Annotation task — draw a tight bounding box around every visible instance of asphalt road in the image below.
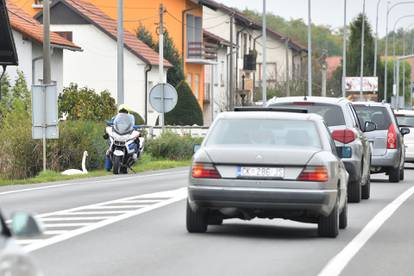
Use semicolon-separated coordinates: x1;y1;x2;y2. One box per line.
1;166;414;276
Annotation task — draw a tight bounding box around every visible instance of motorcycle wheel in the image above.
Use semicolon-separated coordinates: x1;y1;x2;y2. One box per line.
120;166;128;174
113;156;121;175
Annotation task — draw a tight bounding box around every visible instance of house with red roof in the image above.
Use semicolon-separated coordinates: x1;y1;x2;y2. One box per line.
6;0;81;94
35;0;171;124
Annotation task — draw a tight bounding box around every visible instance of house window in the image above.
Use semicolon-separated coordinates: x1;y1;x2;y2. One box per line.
194;74;199;99
56;31;73;42
186;14;202;58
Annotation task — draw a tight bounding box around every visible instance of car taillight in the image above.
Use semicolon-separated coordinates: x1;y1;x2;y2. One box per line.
387;124;396;149
332;129;356;144
292;102;314;106
192;163;221;179
297;166;329;182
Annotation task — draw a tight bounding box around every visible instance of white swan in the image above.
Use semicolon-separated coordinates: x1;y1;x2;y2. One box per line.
61;151;88;175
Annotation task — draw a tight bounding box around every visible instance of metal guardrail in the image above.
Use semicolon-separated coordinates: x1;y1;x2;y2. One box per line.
139;125;210;138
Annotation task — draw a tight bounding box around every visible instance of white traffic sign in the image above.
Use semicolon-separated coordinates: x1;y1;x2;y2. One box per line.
32;84;59;139
149;83;178;114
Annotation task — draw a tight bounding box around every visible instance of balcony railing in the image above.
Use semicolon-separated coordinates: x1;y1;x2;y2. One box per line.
187;41;218;60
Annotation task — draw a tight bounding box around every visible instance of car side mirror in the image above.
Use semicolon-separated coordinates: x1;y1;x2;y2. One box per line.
364;121;376;132
193;144;201;154
400;127;410;136
11;212;43;237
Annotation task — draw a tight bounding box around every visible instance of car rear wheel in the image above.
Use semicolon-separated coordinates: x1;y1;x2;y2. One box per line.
318;202;339;238
361;176;370;200
400;167;404;180
389;167;400;183
186;201;208;233
348;180;361;203
339;198;348;229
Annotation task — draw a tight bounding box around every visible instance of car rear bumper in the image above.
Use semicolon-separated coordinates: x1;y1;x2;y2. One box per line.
188;185;338;216
371;149;400;168
405;144;414;162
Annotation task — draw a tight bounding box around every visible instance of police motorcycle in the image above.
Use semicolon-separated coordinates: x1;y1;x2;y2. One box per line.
104;113;144;174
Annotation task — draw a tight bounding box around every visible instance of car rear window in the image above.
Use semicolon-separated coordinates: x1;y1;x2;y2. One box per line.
396;115;414;127
353;105;392;130
206;118;322;148
268;102;346;127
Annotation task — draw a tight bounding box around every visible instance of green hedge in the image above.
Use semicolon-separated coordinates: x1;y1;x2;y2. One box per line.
145;132;203;161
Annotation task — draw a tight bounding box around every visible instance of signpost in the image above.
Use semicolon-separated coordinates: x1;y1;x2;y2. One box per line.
149;83;178;118
32;84;59;140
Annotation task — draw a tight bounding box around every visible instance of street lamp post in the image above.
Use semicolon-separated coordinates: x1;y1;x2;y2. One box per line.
360;0;366;100
392;14;414;108
384;1;414;102
308;0;312;97
374;0;383;77
342;0;347;98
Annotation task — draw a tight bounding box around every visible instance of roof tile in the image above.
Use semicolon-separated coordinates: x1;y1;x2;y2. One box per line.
63;0;171;67
7;0;80;50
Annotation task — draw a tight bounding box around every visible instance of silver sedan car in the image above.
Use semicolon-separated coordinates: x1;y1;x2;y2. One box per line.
187;111;349;238
0;212;43;276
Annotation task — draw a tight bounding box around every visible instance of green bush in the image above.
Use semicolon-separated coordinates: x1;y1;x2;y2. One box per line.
0;99;41;179
59;83;117;121
165;81;203;126
48;121;107;172
145;132;203;161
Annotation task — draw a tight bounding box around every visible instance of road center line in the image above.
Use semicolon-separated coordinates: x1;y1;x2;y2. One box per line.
318;185;414;276
0;170;188;196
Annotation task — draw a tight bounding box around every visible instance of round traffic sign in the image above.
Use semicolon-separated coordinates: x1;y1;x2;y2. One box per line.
149;83;178;113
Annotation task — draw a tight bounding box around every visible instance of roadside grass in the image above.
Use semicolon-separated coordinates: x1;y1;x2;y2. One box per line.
0;154;191;186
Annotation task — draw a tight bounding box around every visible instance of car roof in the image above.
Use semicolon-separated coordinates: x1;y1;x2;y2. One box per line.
217;111;324;122
352;101;391;107
267;96;350;106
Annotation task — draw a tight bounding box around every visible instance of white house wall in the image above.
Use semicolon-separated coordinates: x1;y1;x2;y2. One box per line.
7;30;65;94
50;24;165;124
7;30;32;86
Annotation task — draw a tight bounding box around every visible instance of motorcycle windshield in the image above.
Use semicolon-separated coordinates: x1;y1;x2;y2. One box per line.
113;114;134;135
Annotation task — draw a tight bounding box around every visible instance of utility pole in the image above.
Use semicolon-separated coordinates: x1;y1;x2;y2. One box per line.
42;0;51;172
321;50;328;97
229;13;234;110
307;0;312;97
262;0;267;106
403;37;406;108
384;2;390;102
117;0;124;104
342;0;347;98
360;0;366;100
159;4;165;127
374;0;383;77
285;38;290;96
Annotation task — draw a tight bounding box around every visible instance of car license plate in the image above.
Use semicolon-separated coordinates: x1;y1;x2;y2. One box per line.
238;167;284;178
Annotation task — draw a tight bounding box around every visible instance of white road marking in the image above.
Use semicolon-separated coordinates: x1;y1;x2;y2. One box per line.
0;170;187;196
43;230;69;235
318;185;414;276
87;205;147;209
16;240;41;245
20;187;187;252
44;223;91;228
62;211;125;215
41;217;112;221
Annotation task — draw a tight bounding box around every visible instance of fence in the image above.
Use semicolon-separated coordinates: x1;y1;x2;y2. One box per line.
140;126;210;138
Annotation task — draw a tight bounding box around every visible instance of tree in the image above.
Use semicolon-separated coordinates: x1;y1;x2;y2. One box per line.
347;14;375;77
164;81;203;126
137;26;185;87
59;83;117;121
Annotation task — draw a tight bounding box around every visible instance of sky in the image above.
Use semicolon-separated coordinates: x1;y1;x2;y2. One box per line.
219;0;414;37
